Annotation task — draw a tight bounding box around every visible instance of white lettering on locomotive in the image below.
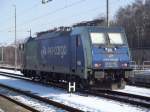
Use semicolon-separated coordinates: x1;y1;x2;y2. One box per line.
41;45;67;58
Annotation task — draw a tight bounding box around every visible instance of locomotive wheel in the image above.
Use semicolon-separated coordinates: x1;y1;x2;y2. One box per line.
118;78;125;89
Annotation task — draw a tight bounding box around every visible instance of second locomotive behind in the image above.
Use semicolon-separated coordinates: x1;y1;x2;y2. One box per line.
21;26;132;90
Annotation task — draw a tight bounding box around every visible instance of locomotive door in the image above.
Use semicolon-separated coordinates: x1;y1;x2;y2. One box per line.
71;35;77;73
71;35;82;73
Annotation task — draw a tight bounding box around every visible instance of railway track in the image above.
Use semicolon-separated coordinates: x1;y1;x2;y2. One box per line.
0;70;150;109
0;83;83;112
0;73;83;112
3;66;149;89
86;90;150;108
0;66;20;71
128;82;150;88
0;93;39;112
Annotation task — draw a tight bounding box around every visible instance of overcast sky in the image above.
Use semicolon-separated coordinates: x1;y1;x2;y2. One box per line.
0;0;135;44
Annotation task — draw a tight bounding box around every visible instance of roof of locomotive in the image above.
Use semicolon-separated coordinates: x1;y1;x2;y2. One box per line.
72;26;125;33
35;27;71;40
28;26;125;41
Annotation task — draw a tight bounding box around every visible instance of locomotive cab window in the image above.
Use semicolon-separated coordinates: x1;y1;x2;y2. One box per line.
90;33;106;45
108;33;125;45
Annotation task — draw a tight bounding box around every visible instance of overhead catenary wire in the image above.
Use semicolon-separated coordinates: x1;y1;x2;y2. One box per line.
0;1;41;32
4;0;87;32
19;0;116;31
1;0;121;36
24;0;87;26
12;0;115;35
22;7;102;32
1;0;118;33
9;6;102;34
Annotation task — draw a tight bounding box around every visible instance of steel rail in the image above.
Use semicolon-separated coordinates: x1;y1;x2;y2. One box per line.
1;66;150;88
0;83;83;112
0;93;40;112
0;70;150;108
128;82;150;88
86;90;150;108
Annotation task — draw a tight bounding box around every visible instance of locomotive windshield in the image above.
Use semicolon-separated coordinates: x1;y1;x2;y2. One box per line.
90;33;106;44
108;33;125;45
90;31;126;46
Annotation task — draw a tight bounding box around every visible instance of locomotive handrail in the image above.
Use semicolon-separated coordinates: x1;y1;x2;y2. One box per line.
130;61;137;70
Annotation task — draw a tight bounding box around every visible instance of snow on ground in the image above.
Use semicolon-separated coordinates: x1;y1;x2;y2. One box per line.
0;75;149;112
11;95;65;112
0;87;64;112
0;68;23;75
0;109;4;112
116;85;150;97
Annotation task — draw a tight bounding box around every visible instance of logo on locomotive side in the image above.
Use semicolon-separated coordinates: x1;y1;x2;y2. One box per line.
41;45;67;58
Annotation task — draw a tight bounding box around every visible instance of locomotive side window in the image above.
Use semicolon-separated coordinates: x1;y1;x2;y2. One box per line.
108;33;125;45
90;33;106;45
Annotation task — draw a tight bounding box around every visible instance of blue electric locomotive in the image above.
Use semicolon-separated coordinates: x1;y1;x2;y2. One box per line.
21;26;132;90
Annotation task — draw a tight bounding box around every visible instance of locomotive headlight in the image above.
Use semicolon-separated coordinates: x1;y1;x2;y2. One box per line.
122;63;128;67
94;63;101;68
